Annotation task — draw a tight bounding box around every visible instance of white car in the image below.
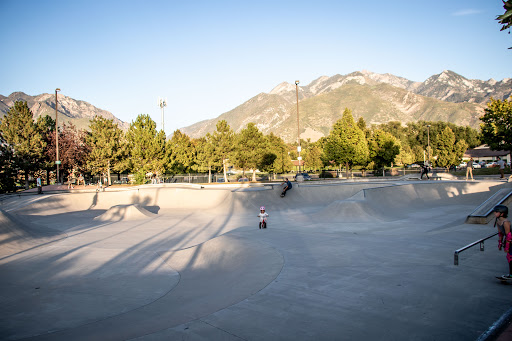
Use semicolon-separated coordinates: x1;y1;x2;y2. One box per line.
472;163;481;169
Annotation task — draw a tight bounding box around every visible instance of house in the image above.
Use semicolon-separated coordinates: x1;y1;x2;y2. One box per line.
463;145;510;164
291;160;304;172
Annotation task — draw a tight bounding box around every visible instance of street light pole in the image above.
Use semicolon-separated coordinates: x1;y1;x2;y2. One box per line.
158;98;167;133
427;124;431;165
55;88;61;184
295;80;301;173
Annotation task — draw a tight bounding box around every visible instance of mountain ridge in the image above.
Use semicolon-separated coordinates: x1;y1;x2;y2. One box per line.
180;70;510;142
1;70;510;142
0;92;129;131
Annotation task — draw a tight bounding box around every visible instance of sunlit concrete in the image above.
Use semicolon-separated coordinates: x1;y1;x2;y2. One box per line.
1;180;511;340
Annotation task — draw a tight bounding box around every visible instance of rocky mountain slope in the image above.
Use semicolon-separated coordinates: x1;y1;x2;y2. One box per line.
0;92;129;131
1;70;510;142
181;70;511;142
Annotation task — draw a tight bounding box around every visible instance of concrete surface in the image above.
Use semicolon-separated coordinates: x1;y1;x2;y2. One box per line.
1;180;512;340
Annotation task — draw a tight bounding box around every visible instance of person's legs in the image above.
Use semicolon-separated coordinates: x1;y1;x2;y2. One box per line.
507;253;512;276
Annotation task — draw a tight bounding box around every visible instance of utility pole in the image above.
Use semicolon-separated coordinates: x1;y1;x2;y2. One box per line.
295;80;301;173
55;88;61;184
158;97;167;132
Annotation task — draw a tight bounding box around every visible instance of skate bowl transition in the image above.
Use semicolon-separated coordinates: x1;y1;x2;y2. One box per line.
1;180;512;340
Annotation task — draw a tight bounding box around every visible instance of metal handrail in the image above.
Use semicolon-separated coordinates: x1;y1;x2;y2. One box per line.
454;232;498;265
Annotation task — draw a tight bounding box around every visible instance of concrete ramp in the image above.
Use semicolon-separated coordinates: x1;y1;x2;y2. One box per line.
465;188;512;224
94;204;157;221
0;209;65;258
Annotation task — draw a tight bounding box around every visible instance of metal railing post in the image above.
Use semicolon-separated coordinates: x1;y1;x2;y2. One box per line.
454;232;497;265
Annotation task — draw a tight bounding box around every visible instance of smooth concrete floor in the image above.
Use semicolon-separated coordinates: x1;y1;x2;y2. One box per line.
1;180;512;341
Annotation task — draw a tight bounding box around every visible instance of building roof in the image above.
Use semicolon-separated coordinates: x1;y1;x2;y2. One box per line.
463;145;510;158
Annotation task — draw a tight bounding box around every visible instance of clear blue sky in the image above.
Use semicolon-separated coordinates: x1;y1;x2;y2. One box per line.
1;0;510;135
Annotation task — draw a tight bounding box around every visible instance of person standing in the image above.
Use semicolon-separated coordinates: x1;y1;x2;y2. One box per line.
497;157;506;179
420;163;430;180
493;205;512;280
36;176;42;194
466;158;474;181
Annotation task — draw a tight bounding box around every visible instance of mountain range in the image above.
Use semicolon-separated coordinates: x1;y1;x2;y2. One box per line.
180;70;511;142
0;92;128;131
1;70;510;143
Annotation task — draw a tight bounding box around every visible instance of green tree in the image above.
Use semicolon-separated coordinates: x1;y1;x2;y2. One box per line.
497;0;512;49
394;143;415;166
368;130;401;170
304;145;323;171
232;123;267;181
480;98;512;151
435;126;468;169
167;130;196;174
125;114;166;183
87;116;124;185
0;133;16;193
324;108;369;177
209;120;235;182
0;101;46;189
36;115;57;185
267;133;293;174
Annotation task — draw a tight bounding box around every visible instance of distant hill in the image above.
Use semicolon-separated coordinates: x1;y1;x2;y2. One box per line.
0;92;129;131
2;70;510;142
180;70;512;142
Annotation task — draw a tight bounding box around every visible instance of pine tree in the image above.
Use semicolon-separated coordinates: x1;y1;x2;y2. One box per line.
0;101;46;189
324;108;369;177
87;116;124;185
168;130;196;174
209;120;235;182
232;123;267;181
125;114;166;183
435;126;467;170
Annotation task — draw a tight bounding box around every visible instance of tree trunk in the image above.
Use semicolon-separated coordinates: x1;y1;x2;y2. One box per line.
252;169;256;182
223;159;228;182
107;160;111;186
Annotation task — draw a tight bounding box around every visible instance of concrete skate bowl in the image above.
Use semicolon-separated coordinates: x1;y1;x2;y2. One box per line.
18;186;235;216
311;181;507;225
2;181;511;340
14;181;510;226
0;209;66;258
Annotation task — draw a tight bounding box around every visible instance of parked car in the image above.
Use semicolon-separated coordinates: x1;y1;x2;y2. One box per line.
407;164;420;168
294;172;312;181
238;177;249;182
472;163;481;169
216;178;225;183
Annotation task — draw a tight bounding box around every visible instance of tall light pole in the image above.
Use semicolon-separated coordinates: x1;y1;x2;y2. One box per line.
55;88;61;184
295;80;301;173
158;97;167;132
427;124;431;165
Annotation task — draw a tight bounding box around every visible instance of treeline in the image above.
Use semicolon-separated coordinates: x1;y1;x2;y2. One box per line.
0;101;480;192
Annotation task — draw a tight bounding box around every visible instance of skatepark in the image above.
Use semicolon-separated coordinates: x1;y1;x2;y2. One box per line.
1;178;512;340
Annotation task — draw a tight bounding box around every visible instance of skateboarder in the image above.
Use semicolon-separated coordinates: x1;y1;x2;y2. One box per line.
257;206;269;229
420;163;430;180
493;205;512;280
281;178;292;197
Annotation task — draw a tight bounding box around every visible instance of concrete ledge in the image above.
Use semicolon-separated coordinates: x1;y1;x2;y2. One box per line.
466;188;512;224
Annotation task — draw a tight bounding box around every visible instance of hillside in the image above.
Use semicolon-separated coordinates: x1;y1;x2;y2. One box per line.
180;70;507;142
0;92;129;131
